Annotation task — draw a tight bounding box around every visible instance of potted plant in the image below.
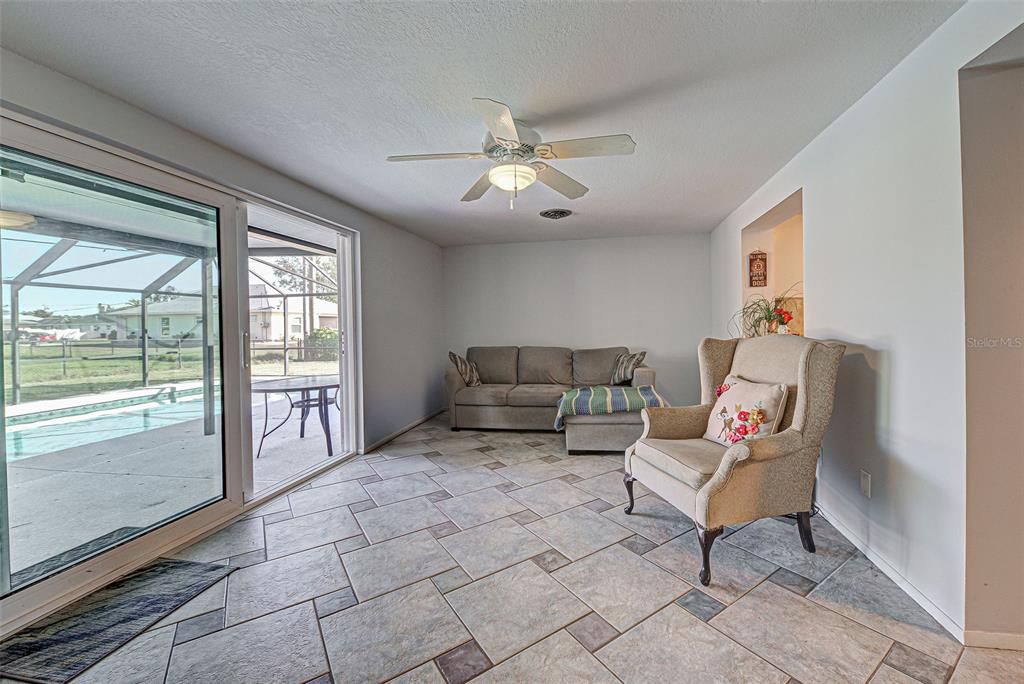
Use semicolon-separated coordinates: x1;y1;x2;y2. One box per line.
730;285;801;337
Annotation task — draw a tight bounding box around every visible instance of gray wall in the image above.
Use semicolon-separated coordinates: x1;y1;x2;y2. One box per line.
708;1;1024;639
960;60;1024;643
0;49;447;448
443;234;711;405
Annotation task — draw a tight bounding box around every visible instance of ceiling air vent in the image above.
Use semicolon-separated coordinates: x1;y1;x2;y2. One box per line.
539;209;573;220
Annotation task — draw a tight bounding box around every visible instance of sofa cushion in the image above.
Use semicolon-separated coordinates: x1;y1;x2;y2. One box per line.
518;346;573;385
507;384;570;407
455;384;514;406
634;437;727;489
573;347;628;386
467;346;519;385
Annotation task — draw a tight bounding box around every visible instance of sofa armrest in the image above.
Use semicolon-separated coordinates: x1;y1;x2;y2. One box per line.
638;405;712;441
631;366;656;388
445;368;466;427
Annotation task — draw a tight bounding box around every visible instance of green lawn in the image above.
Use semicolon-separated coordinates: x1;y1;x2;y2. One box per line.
4;342;336;404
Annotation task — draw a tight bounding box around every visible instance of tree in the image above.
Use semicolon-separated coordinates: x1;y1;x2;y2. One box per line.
124;286;177;309
22;307;53;318
149;285;179;303
271;256;337;303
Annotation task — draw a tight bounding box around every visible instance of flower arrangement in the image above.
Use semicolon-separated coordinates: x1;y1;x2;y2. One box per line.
729;284;801;337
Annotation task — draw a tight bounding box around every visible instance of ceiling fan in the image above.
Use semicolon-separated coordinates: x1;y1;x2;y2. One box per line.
387;98;636;208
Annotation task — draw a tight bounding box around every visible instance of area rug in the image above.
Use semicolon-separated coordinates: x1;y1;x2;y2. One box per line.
0;558;235;683
10;527;143;590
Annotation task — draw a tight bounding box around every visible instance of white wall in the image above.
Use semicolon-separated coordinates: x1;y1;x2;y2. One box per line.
444;234;711;405
709;2;1024;637
0;49;446;447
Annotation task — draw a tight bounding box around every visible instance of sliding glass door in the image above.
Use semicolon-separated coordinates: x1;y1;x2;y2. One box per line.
243;213;358;497
0;117;247;611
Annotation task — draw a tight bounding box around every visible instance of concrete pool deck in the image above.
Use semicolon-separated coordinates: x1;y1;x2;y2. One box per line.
5;395;346;583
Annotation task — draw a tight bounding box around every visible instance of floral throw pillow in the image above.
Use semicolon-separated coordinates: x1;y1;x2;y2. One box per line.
703;375;789;446
448;351;481;387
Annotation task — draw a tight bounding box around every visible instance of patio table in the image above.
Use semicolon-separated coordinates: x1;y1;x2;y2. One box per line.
252;374;340;458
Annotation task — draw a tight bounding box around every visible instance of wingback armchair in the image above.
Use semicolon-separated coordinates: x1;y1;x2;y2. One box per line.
623;335;845;585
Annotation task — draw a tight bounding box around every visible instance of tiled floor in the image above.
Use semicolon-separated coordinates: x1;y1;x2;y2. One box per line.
68;415;1023;683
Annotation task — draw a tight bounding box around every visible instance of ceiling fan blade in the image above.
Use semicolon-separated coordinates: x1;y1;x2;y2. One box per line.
535;134;636;160
460;171;492;202
387;152;487;162
473;98;520;149
532;163;588;199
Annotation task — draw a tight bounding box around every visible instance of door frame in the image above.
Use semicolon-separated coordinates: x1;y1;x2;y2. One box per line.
0;108;366;637
0;115;250;636
240;208;363;500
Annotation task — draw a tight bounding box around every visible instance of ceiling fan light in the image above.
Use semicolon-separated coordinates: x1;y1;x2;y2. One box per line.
488;163;537;192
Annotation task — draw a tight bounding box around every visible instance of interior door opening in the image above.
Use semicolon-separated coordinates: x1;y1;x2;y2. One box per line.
738;189;805;335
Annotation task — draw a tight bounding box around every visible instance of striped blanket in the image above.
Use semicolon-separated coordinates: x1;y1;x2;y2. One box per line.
555;385;669;430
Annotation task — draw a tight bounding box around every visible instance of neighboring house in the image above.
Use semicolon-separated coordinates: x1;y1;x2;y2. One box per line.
248;283;338;342
110;285;338;341
37;313;120;339
109;297;205;340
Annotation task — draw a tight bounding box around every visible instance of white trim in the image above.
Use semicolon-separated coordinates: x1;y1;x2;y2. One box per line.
963;629;1024;650
237;203;257;499
363;408;444;453
238;202;363;497
343;232;364;453
816;505;966;643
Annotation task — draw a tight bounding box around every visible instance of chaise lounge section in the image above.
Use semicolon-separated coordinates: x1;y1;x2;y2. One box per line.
445;345;655;453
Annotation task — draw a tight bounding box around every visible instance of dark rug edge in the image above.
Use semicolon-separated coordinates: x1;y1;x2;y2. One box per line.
0;558;236;684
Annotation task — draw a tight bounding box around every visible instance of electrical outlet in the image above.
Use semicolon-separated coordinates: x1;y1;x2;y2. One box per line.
860;470;872;499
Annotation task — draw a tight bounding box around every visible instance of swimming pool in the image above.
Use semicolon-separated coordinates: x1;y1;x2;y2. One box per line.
5;397;216;461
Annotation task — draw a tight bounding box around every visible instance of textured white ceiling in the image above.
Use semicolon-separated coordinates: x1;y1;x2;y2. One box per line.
0;1;961;246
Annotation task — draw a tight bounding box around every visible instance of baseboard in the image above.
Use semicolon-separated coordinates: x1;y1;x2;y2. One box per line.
363;407;445;453
815;506;966;644
963;629;1024;650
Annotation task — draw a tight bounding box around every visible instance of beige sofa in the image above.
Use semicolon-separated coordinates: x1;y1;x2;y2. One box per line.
623;335;845;586
445;345;655;453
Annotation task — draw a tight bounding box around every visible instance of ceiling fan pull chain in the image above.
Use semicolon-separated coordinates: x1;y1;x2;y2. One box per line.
511;162;518;210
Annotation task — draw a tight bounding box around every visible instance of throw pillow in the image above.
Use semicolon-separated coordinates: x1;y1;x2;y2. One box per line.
703;375;789;446
611;351;647;385
448;351;481;387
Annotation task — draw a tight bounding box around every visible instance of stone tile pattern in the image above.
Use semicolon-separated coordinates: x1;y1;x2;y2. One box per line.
69;416;992;683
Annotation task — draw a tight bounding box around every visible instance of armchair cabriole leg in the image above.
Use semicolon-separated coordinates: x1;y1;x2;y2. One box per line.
696;525;723;586
623;474;636;514
796;511;816;553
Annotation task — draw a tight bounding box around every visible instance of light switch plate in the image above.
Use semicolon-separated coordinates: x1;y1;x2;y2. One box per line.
860;470;872;499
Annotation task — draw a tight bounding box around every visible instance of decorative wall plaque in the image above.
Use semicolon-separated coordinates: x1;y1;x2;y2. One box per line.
748;250;768;288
